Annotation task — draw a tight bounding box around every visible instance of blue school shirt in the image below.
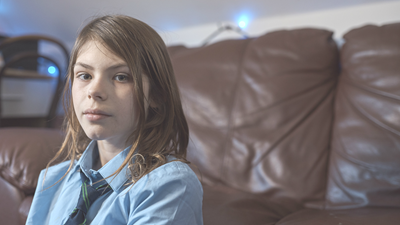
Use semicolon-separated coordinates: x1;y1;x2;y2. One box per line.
26;141;203;225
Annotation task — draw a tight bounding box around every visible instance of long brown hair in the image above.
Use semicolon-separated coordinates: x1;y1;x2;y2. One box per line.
47;15;189;185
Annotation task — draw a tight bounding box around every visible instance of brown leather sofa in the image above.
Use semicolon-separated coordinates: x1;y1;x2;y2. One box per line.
1;22;399;225
0;128;64;225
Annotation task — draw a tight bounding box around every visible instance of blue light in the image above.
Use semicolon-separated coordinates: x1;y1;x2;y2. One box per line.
238;21;246;28
237;15;249;29
48;66;56;74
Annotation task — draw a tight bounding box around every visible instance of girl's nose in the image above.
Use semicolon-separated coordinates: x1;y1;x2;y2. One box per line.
88;79;108;101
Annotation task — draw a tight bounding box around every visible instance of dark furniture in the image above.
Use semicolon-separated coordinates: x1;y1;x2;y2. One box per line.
0;35;68;128
1;22;399;224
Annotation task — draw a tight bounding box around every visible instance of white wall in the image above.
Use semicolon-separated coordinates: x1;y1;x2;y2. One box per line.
160;1;400;47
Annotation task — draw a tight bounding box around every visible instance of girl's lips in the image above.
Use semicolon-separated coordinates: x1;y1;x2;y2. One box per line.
83;109;111;116
83;109;111;121
84;113;111;121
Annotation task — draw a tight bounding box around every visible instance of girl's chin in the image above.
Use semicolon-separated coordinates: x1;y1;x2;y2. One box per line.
83;130;111;141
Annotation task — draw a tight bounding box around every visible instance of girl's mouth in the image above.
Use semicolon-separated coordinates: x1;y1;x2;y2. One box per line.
83;109;111;121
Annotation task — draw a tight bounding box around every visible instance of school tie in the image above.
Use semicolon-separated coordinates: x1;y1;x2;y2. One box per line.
64;171;112;225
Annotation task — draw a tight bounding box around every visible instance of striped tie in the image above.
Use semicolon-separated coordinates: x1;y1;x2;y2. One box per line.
64;171;111;225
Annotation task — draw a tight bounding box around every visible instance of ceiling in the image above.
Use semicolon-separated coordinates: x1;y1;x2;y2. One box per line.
0;0;397;47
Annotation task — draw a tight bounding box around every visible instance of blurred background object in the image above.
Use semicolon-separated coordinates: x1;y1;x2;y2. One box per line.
0;35;68;128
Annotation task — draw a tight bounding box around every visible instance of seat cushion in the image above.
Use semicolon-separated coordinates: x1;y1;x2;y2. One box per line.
0;176;25;225
275;207;400;225
202;184;303;225
19;196;33;225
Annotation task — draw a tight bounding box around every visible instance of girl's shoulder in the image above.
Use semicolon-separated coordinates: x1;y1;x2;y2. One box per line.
40;160;72;177
152;159;196;175
37;160;74;189
124;159;203;196
151;159;200;184
119;160;203;223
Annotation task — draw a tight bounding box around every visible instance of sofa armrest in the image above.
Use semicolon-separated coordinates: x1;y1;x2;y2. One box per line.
0;128;64;195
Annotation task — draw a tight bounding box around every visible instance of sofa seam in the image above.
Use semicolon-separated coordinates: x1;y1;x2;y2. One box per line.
220;38;253;186
323;44;341;210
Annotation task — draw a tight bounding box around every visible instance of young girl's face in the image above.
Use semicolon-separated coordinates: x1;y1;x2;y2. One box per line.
72;40;149;147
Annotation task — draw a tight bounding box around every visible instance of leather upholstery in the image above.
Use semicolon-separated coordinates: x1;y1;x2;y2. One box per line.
171;28;339;207
201;185;303;225
0;128;64;224
1;23;399;225
169;23;400;224
0;176;24;225
275;207;400;224
326;23;400;209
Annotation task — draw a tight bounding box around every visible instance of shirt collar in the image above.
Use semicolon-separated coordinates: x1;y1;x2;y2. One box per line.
74;140;132;192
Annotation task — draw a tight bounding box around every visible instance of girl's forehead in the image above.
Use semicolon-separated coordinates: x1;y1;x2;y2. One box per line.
76;40;126;65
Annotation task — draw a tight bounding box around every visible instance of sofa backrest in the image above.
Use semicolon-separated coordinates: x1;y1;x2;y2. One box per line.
326;23;400;209
169;28;340;204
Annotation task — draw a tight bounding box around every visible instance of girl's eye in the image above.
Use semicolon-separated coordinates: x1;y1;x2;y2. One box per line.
77;73;92;80
114;74;129;82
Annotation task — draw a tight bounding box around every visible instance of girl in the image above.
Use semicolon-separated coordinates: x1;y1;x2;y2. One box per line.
26;15;203;225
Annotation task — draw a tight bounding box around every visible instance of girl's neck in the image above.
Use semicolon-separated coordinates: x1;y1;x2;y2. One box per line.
95;140;127;169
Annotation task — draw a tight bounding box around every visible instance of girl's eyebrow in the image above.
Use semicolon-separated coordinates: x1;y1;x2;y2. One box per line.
107;63;129;71
74;62;129;71
74;62;94;70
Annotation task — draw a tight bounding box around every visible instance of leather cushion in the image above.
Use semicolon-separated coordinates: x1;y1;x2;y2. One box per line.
170;28;339;205
0;128;64;194
202;184;303;225
0;176;25;225
275;207;400;225
326;23;400;208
